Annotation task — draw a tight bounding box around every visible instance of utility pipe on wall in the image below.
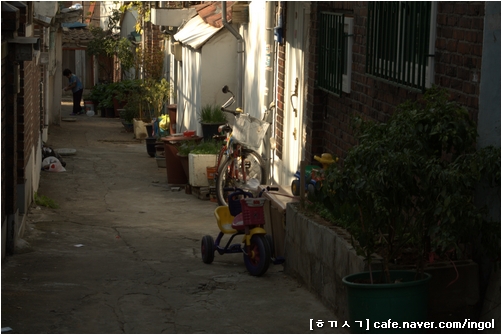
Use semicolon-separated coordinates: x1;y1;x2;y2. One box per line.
221;1;243;107
263;1;277;183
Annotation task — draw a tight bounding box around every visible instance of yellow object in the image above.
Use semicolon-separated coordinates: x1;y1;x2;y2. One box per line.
159;114;170;130
314;153;338;170
214;206;237;234
243;227;267;245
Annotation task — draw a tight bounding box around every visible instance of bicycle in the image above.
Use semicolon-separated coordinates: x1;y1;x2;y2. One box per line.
214;85;273;206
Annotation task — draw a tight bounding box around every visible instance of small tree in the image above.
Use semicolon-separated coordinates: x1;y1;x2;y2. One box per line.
320;86;500;283
86;7;135;78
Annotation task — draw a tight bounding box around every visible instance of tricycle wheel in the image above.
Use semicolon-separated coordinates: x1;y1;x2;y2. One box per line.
201;235;215;264
291;179;300;196
243;235;271;276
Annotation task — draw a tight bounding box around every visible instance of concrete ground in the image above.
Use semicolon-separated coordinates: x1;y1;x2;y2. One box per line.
1;99;347;334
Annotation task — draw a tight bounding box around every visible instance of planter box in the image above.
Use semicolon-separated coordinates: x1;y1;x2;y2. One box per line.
284;203;481;324
188;153;217;187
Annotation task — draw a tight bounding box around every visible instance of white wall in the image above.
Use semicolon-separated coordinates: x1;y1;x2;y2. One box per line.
200;30;238;107
242;1;268;120
177;30;238;136
177;46;201;134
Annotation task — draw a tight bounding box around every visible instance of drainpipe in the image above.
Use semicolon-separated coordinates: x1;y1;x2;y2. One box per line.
263;1;276;183
221;1;243;108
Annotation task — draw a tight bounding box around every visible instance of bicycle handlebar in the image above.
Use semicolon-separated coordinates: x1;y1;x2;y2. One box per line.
221;107;242;115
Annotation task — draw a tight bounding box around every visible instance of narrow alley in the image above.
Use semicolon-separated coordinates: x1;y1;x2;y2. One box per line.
1;99;346;334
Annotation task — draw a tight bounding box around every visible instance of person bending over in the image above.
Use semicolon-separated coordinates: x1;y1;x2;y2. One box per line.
63;69;83;115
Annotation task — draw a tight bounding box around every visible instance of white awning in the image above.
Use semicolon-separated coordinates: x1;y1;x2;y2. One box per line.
173;15;222;50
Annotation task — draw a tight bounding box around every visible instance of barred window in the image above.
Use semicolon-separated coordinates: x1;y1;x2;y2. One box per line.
317;12;353;96
366;2;435;91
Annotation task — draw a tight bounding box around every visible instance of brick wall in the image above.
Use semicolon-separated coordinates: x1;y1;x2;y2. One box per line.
306;1;485;162
16;59;40;184
435;2;485;121
276;41;286;160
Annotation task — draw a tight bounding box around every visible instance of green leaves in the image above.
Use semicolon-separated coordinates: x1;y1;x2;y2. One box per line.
316;86;501;274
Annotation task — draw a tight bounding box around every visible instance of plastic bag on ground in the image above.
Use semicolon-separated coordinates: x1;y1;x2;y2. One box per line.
42;157;66;172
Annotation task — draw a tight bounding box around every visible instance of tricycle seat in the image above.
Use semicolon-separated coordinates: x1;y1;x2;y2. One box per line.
214;206;237;234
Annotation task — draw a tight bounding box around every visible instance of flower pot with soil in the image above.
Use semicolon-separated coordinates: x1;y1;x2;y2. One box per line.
199;104;227;141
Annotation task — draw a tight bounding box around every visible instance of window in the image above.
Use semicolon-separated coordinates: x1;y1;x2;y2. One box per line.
317;13;353;96
366;2;435;91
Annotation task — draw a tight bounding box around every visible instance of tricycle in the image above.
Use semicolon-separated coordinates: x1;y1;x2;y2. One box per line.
201;186;282;276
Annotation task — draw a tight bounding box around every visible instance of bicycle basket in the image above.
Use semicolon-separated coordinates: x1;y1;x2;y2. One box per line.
240;198;266;226
232;114;270;150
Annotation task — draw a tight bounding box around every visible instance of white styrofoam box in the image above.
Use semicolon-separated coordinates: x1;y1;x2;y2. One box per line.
188;154;218;187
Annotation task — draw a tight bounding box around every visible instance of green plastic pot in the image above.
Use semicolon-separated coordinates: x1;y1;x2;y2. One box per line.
343;270;431;334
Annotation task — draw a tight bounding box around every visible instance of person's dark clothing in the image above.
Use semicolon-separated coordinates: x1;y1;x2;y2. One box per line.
73;88;84;115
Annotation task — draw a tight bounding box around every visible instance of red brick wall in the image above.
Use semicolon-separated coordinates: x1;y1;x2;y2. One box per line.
435;2;484;121
276;42;286;160
306;1;485;162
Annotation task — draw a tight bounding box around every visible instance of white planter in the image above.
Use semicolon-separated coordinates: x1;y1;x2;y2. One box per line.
188;154;218;187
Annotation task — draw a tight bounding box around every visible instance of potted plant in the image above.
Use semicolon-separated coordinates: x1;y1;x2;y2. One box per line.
143;78;170;120
199;104;228;141
90;82;119;118
123;82;150;139
317;86;500;331
89;83;112;117
112;79;142;117
119;108;137;133
188;140;221;187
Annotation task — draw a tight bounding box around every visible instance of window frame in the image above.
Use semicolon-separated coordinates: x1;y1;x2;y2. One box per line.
366;1;436;91
316;12;353;96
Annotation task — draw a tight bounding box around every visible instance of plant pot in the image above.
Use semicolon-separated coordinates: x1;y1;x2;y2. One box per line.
162;136;202;185
146;137;157;157
187;153;218;187
201;123;224;141
343;270;431;334
178;153;189;179
113;96;127;117
106;107;115;118
121;120;134;133
84;101;94;114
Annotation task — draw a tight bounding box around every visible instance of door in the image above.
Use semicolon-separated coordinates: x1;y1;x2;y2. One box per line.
279;2;306;186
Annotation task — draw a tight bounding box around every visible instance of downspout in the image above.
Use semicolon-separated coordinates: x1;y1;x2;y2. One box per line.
263;1;276;183
221;2;243;107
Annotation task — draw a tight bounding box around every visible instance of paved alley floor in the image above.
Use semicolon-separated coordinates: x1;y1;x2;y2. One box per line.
1;101;347;334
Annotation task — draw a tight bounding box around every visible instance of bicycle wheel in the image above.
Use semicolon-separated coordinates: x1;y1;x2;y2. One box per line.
243;234;271;276
215;150;265;206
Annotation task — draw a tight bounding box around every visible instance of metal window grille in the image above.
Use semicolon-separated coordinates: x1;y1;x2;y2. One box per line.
317;12;345;96
366;2;432;91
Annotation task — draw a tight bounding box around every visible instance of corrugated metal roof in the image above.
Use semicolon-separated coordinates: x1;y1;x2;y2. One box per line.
173;14;222;49
173;1;235;49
